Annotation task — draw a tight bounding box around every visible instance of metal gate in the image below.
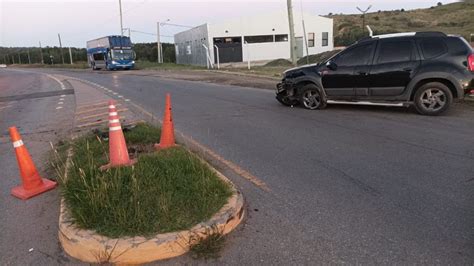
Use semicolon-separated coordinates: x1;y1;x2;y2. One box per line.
213;37;243;63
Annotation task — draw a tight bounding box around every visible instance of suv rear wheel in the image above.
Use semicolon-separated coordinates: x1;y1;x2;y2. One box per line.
414;82;453;116
300;84;327;110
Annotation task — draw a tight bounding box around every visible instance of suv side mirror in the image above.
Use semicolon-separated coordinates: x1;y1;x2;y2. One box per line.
326;60;338;71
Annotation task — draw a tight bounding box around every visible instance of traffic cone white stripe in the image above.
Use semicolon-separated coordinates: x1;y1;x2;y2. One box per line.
109;112;118;116
109;126;122;131
109;119;120;123
13;140;24;148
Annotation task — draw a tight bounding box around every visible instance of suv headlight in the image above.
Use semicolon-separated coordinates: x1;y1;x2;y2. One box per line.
112;61;118;64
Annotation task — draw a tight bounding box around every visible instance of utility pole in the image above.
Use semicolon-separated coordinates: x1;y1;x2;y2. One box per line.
300;0;309;64
18;53;21;64
157;22;162;63
287;0;297;66
58;33;65;64
119;0;124;43
69;47;73;64
11;55;14;64
39;41;44;64
356;5;372;33
27;49;31;64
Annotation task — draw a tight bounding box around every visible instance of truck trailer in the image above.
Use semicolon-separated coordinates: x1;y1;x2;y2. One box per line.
86;36;135;70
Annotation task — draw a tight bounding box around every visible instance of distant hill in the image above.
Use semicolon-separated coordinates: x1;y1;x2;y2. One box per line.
330;1;474;46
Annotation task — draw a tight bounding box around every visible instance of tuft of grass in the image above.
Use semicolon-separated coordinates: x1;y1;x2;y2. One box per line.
189;227;226;260
135;61;205;71
123;123;162;145
53;124;232;238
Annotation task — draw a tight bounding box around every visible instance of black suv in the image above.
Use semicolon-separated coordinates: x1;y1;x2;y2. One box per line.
276;32;474;115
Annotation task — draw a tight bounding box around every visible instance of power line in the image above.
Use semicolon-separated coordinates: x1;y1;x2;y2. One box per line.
160;22;193;28
130;29;173;38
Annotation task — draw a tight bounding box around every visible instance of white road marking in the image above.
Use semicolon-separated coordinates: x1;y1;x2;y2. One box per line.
46;74;66;90
58;102;64;105
56;106;63;110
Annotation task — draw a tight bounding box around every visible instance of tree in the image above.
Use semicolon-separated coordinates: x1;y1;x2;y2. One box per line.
437;2;443;6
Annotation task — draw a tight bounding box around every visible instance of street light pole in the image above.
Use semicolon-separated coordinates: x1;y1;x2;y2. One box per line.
356;5;372;33
287;0;297;66
58;33;65;64
27;49;31;64
39;41;44;64
157;22;161;63
69;47;73;64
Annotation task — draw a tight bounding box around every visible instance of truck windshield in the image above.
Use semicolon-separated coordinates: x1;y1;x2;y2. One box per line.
112;49;134;60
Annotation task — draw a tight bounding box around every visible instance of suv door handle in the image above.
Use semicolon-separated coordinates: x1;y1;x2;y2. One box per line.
403;67;413;72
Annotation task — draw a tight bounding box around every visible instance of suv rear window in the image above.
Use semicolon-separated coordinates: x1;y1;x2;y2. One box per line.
420;38;447;59
376;40;415;64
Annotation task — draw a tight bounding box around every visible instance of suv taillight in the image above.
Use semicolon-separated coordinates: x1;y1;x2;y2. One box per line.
468;54;474;72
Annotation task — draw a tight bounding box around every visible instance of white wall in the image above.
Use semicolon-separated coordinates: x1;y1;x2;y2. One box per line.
296;13;334;55
242;42;290;62
174;11;333;65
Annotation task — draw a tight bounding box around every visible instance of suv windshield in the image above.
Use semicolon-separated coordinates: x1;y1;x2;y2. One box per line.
112;49;134;60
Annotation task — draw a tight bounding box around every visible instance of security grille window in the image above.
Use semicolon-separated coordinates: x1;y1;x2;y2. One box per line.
186;45;192;55
322;32;329;46
244;35;273;44
275;34;289;42
214;37;241;44
308;33;315;47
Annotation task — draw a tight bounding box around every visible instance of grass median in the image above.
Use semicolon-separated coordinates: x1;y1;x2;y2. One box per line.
52;123;232;238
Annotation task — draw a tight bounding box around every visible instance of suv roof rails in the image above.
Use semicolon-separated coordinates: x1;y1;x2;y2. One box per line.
369;31;447;39
414;32;447;37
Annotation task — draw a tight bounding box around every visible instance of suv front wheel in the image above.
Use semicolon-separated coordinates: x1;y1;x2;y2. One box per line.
414;82;453;116
300;84;327;110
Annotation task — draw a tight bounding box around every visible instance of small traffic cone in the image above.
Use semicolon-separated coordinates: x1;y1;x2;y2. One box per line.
155;93;176;150
100;100;137;170
9;126;56;200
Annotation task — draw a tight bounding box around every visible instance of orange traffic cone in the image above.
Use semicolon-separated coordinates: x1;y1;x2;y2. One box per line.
100;100;136;170
155;93;176;150
9;126;56;200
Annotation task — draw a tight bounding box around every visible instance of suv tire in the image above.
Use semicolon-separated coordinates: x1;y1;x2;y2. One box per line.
414;82;453;116
299;84;327;110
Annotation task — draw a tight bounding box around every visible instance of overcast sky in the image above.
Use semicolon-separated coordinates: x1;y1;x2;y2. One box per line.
0;0;459;48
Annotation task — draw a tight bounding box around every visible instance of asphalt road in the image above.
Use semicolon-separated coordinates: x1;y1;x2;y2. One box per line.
0;69;75;264
2;68;474;264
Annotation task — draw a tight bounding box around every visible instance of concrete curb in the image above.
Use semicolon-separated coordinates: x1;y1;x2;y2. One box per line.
58;166;245;264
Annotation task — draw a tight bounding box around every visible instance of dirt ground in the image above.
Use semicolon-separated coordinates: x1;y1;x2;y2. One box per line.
118;69;280;90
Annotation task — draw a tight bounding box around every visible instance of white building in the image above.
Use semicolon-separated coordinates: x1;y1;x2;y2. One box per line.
174;11;333;66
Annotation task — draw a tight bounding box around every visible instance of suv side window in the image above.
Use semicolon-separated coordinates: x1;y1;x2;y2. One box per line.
335;43;374;67
420;38;447;59
376;40;415;64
